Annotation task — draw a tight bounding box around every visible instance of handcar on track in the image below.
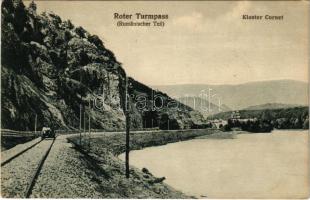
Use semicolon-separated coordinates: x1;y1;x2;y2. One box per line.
41;127;55;139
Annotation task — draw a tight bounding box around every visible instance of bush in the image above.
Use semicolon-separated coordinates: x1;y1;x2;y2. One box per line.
221;124;231;132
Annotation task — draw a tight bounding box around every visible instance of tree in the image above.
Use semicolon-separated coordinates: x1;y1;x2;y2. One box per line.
29;0;37;15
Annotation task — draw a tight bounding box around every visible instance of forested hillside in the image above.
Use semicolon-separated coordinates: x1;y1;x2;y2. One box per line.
210;107;309;129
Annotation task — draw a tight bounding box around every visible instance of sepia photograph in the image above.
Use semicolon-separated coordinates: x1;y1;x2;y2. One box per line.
1;0;309;198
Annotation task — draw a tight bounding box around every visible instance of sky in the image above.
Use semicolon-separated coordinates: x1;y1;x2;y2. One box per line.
28;0;309;86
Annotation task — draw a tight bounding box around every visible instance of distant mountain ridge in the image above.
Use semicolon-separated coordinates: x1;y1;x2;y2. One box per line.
243;103;302;111
154;80;308;110
177;96;231;117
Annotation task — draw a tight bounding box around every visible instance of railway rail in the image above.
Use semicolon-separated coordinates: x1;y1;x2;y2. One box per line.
1;139;43;167
1;138;56;198
25;138;56;198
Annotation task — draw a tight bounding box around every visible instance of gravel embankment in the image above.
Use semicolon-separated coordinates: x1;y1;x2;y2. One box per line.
29;133;189;198
1;139;54;198
30;135;104;198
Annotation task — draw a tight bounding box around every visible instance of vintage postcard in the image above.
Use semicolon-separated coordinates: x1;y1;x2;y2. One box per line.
1;0;309;199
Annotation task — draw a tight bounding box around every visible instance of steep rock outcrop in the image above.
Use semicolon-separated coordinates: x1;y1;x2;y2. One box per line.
1;0;206;131
129;78;207;130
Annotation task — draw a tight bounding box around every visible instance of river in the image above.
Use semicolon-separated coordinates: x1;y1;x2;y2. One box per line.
119;130;309;198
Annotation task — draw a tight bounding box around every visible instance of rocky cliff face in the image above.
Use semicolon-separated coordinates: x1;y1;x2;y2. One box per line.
128;78;207;130
1;0;206;131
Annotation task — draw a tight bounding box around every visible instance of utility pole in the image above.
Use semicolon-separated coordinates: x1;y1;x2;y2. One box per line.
168;119;170;130
79;67;82;145
35;114;37;136
125;76;130;178
158;119;160;129
88;99;91;151
83;111;86;135
79;104;82;145
88;113;91;151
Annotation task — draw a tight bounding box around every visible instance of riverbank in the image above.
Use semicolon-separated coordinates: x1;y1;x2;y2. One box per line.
68;128;217;198
196;130;241;139
122;129;309;198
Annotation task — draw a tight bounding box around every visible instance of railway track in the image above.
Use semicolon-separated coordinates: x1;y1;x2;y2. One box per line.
1;138;56;198
25;138;56;198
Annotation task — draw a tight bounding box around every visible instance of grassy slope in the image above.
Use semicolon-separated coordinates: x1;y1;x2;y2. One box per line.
68;129;217;198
